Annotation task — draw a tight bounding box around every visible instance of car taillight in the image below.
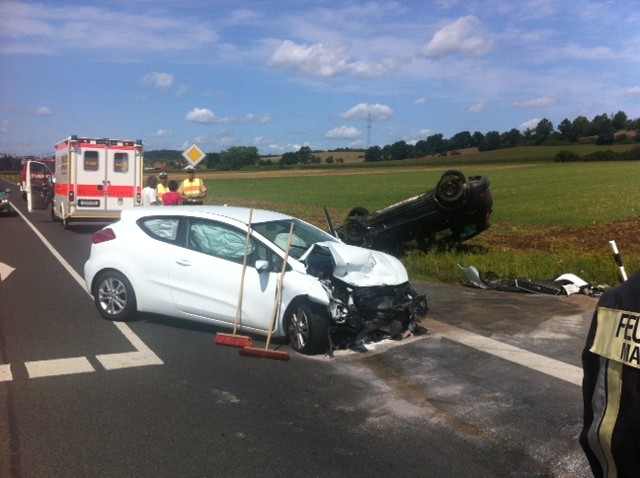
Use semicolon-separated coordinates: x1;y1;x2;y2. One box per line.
92;228;116;244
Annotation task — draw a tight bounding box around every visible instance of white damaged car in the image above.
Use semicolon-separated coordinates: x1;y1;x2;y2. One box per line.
84;206;428;355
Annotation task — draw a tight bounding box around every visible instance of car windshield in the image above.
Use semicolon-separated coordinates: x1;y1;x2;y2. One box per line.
253;218;338;259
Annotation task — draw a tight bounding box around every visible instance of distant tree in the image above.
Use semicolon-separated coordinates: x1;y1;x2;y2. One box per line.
612;110;628;130
572;116;591;138
479;131;501;151
500;128;523;148
297;146;313;164
449;131;473;150
557;118;575;141
425;133;445;155
389;140;411;160
205;152;221;168
364;145;383;162
219;146;259;170
472;131;484;147
534;118;554;145
280;151;299;166
590;113;614;136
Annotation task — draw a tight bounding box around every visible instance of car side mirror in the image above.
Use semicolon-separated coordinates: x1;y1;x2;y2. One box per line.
255;260;269;272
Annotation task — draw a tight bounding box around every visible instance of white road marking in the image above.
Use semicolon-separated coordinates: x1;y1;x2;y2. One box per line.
2;206;164;382
428;319;583;386
25;357;94;378
0;364;12;382
0;261;15;282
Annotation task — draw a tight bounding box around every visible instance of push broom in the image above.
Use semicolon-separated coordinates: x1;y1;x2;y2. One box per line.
214;208;254;348
239;222;294;361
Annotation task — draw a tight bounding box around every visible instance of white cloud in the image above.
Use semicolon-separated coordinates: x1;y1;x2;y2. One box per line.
185;108;234;124
186;108;216;123
242;113;271;124
267;40;397;79
0;120;9;134
339;103;394;121
624;86;640;96
422;16;492;59
413;97;427;105
325;125;361;139
519;118;540;131
141;72;175;90
35;106;52;116
152;129;172;137
465;101;488;114
514;97;556;108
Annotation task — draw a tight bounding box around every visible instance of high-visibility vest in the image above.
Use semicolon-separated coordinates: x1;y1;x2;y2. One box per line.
157;183;169;203
180;178;204;197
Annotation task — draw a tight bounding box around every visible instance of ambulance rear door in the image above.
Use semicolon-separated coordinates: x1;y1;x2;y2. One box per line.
25;160;53;213
75;139;109;213
104;140;141;210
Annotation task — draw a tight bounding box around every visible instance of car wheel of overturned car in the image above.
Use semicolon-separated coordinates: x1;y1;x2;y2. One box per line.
436;169;466;205
347;207;369;219
286;303;329;355
93;270;137;321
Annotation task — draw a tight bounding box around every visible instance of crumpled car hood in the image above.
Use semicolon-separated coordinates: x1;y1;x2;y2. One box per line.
302;241;409;287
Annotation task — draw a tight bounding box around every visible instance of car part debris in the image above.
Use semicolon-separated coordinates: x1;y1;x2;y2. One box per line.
459;265;605;297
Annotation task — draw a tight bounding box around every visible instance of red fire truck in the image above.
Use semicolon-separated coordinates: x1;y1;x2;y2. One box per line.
26;135;144;227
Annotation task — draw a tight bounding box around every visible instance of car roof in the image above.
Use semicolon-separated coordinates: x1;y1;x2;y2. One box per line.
120;205;292;225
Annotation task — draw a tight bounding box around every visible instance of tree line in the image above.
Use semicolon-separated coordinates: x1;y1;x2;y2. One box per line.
364;110;639;162
2;111;639;172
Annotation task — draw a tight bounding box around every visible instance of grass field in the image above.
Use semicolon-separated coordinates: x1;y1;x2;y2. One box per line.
198;158;640;287
3;144;639;288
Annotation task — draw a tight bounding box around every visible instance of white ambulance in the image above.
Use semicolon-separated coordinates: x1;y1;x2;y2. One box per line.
27;135;144;227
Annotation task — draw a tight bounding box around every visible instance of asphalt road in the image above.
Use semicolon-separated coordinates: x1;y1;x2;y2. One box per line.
0;179;595;478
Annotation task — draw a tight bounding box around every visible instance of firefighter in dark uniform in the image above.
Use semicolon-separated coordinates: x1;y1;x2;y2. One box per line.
580;272;640;478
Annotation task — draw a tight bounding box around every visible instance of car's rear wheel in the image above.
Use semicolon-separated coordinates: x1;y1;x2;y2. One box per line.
286;304;328;355
93;270;137;321
347;207;369;219
436;170;466;205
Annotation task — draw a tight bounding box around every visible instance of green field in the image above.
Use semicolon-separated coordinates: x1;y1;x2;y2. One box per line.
3;144;639;287
202;159;640;287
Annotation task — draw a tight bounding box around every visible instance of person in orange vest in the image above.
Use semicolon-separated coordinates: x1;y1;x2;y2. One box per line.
178;166;207;205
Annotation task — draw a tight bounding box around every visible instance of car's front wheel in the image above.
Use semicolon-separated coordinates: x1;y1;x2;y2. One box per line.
286;304;328;355
93;270;137;321
436;169;466;205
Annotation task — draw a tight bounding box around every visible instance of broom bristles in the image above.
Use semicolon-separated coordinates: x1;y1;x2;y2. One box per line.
214;333;253;348
239;347;290;361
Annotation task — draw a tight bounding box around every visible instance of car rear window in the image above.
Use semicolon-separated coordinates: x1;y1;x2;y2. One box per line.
139;217;180;242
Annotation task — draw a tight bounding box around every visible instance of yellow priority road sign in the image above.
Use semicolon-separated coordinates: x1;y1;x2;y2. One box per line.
182;143;206;166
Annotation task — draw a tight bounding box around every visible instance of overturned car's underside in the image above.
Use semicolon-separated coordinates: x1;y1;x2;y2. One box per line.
301;242;428;352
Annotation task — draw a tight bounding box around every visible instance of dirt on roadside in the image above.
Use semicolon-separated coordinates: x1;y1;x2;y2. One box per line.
475;216;640;254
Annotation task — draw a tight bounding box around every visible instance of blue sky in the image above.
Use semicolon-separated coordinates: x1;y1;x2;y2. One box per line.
1;0;639;156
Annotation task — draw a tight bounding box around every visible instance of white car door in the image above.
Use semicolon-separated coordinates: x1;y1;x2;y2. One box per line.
168;218;281;333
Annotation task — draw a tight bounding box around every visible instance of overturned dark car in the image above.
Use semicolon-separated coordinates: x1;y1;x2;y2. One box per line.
336;170;493;253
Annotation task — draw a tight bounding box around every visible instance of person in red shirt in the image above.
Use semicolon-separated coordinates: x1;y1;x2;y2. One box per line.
161;180;182;206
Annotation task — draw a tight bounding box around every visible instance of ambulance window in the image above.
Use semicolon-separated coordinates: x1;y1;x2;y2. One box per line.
84;151;99;171
114;153;129;173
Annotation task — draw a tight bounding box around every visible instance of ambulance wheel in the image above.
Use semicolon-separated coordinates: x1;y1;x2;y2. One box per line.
51;204;59;222
93;270;137;321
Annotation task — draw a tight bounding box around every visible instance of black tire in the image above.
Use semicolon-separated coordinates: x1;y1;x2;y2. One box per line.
286;303;328;355
93;270;137;321
347;207;369;219
436;170;466;204
344;219;366;245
